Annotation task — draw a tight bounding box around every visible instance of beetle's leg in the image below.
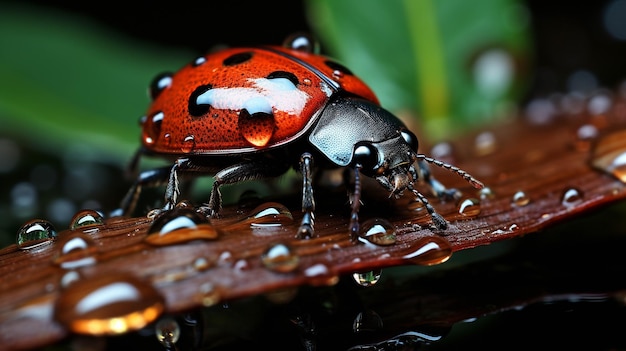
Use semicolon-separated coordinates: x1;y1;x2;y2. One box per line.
117;166;172;216
348;165;363;241
416;160;461;201
409;185;448;230
407;167;448;229
298;152;315;239
203;158;290;217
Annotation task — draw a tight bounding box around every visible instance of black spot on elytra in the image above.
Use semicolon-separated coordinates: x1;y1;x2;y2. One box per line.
223;52;253;66
188;84;213;116
149;72;173;100
267;71;299;86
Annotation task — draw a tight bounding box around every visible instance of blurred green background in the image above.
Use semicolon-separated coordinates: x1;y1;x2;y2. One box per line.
2;0;626;248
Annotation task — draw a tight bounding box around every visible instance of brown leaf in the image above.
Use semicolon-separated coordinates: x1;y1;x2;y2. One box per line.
2;101;626;349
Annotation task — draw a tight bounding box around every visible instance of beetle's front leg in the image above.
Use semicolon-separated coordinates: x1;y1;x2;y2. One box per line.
417;160;461;201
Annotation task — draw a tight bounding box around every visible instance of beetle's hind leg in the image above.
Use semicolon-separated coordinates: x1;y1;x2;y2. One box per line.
200;158;291;218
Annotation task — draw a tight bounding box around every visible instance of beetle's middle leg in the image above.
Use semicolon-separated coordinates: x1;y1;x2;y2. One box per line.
203;158;290;217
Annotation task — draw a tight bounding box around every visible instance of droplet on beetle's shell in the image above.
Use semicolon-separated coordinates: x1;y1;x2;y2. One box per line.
53;233;99;269
53;273;164;335
181;135;196;153
352;269;382;287
70;209;104;231
359;218;396;246
145;207;217;245
238;108;276;147
17;219;57;250
591;129;626;183
261;243;299;273
402;236;452;266
457;197;481;217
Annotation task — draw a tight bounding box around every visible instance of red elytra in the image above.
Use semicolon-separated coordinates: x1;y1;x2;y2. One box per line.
140;45;379;155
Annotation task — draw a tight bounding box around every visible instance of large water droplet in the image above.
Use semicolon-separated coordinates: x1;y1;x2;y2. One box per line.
402;236;452;265
145;208;218;245
54;273;164;335
238;109;276;147
261;243;299;273
53;233;98;269
561;187;584;207
591;129;626;183
359;218;396;246
70;209;104;232
352;269;382;287
457;198;481;217
17;219;57;250
511;190;530;207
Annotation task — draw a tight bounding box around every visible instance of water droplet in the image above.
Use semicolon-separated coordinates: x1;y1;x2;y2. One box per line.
359;218;396;246
155;316;180;348
261;243;299;273
238;109;276;147
474;131;497;156
17;219;57;249
53;233;98;269
61;271;81;288
304;263;339;286
192;257;211;271
332;69;344;79
197;282;221;307
181;135;196;153
561;187;584;207
54;273;164;335
511;191;530;207
70;209;104;231
145;208;218;245
402;236;452;266
352;269;382;287
352;309;383;333
591;129;626;183
163;133;172;146
478;187;495;200
302;78;312;86
457;198;481;217
430;141;454;159
235;202;293;228
574;124;599;151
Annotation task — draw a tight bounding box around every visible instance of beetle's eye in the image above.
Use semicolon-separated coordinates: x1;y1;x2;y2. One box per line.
353;143;380;172
401;130;419;152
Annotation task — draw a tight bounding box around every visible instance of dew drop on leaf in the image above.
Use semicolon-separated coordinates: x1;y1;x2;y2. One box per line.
359;218;396;246
53;273;164;335
17;219;57;250
261;243;299;273
402;236;452;266
69;209;104;231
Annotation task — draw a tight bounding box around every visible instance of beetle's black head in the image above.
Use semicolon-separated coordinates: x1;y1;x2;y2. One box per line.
309;95;421;195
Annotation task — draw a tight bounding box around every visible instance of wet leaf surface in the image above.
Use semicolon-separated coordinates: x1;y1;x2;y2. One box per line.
2;101;626;349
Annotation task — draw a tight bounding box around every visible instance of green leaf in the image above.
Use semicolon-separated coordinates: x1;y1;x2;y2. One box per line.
0;4;192;163
305;0;532;140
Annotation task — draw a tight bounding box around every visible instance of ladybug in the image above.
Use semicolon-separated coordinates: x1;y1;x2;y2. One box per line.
119;33;483;240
